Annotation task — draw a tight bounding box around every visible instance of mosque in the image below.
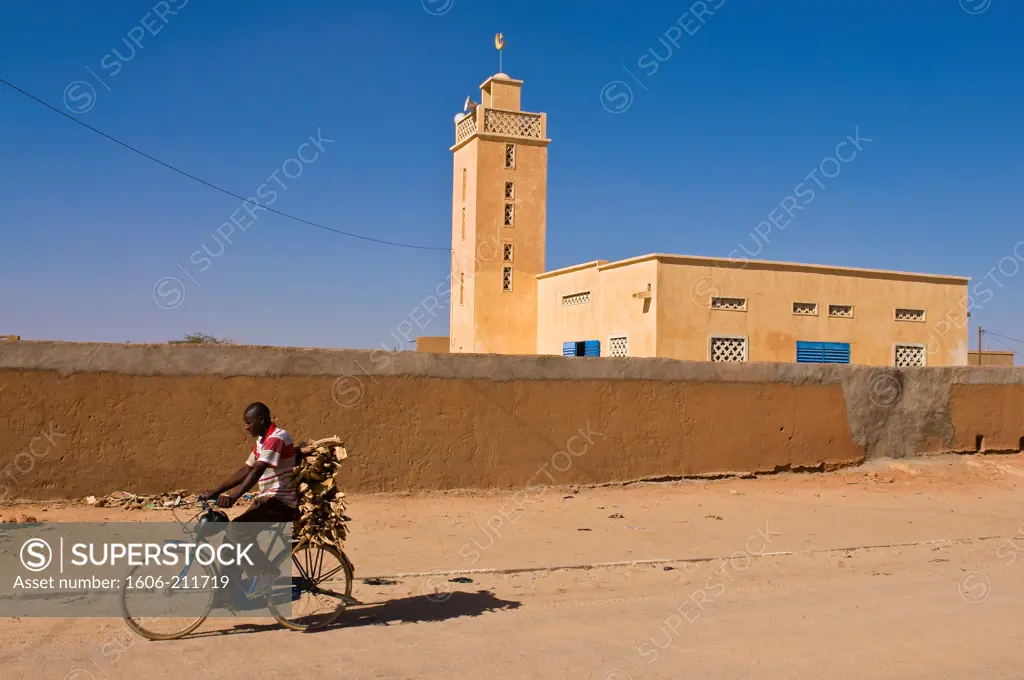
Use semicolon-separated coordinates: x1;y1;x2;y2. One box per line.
421;70;969;367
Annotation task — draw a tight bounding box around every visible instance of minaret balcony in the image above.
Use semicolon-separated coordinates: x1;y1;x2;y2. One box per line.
453;107;548;149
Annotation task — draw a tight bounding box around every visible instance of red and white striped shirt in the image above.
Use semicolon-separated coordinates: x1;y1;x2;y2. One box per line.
245;424;297;507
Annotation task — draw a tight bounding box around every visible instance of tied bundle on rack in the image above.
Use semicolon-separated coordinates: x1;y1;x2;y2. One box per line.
295;435;349;549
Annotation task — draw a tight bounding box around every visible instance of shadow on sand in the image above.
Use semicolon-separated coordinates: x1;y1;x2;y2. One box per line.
193;590;521;638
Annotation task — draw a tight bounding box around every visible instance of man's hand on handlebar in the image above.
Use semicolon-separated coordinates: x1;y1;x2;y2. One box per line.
196;490;237;508
216;493;237;509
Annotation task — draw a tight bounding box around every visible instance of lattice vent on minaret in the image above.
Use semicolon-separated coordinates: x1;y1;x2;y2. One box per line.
485;109;542;138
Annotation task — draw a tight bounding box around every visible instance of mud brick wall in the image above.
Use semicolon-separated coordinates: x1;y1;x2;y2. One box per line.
0;342;1021;500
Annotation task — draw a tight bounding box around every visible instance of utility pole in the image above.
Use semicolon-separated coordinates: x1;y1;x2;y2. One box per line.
978;326;983;366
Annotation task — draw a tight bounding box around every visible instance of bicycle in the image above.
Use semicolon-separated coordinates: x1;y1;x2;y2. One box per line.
119;498;355;640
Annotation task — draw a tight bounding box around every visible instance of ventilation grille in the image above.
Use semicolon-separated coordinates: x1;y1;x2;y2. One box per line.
504;143;516;168
711;296;747;311
562;291;591;306
829;304;854;318
455;113;477;144
485;110;542;139
609;336;628;358
895;344;925;367
895;308;925;322
503;203;514;227
793;302;817;316
503;244;513;262
504;182;514;199
711;337;747;363
502;267;512;292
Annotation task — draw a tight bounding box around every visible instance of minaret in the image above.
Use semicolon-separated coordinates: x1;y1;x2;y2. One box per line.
449;72;549;354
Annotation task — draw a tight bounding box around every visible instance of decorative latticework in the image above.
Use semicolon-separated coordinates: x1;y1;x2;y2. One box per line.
711;337;747;363
793;302;817;316
895;344;925;367
455;112;478;145
609;336;628;358
485;109;542;139
504;182;515;199
503;203;514;227
710;296;747;311
503;243;513;262
502;266;513;291
895;308;925;322
562;291;591;306
505;143;516;168
829;304;854;318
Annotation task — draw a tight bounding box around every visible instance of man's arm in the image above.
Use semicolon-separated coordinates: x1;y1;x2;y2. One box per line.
218;462;269;507
201;463;262;502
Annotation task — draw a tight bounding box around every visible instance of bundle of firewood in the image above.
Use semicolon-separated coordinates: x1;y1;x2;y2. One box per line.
295;436;349;549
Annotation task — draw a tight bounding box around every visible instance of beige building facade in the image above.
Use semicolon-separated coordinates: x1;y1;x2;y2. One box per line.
445;71;970;367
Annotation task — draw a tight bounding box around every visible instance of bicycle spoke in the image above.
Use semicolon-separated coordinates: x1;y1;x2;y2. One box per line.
314;546;325;582
292;553;311;582
314;587;346;599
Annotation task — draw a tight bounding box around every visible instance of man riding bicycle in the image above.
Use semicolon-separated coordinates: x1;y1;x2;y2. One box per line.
199;401;297;599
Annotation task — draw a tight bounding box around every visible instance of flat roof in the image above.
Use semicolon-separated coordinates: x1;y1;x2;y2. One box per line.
538;253;969;285
480;73;524;89
537;260;607;280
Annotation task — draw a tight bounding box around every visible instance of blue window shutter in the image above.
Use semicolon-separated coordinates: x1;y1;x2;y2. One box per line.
562;342;576;357
583;340;601;357
797;341;850;364
823;342;850;364
796;341;825;363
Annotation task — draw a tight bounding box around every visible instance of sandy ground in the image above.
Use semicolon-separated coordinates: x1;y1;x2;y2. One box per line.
2;453;1023;679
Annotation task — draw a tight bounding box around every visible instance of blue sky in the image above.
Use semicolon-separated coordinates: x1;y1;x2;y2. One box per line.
1;0;1022;354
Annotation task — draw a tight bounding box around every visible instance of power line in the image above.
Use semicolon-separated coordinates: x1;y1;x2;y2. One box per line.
0;76;451;252
984;333;1015;353
981;329;1024;347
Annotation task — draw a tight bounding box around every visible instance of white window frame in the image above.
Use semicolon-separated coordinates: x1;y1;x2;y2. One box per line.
894;342;927;367
710;296;747;312
708;334;749;363
608;334;629;358
829;304;855;318
792;301;818;316
894;308;926;322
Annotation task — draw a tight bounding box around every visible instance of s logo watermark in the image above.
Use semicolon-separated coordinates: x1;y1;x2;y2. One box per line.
20;538;53;572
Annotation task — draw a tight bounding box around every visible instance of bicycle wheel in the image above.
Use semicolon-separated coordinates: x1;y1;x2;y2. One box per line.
120;560;215;641
268;543;354;631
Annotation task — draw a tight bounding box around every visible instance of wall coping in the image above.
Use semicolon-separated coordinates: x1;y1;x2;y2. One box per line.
1;341;1021;384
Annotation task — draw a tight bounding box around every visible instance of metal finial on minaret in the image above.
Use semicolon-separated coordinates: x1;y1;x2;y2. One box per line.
495;32;505;73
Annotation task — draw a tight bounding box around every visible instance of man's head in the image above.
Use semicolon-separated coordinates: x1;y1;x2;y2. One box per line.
243;402;272;438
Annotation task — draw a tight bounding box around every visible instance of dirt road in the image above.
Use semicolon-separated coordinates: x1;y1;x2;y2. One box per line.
2;454;1023;679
